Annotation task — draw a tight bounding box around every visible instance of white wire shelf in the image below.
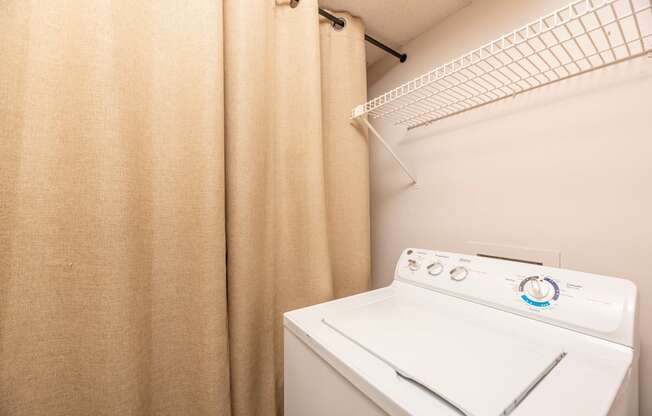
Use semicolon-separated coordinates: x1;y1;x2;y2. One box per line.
353;0;652;130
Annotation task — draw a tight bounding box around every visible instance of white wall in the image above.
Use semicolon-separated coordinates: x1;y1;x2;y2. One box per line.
368;0;652;413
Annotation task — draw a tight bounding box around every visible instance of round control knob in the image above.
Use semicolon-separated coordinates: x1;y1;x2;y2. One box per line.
449;266;468;281
525;277;551;300
407;259;420;271
427;261;444;276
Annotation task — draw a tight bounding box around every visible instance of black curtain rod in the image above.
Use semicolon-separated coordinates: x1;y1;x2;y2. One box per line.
317;8;407;63
288;5;406;63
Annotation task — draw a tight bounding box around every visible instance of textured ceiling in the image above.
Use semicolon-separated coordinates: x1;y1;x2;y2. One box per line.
319;0;472;66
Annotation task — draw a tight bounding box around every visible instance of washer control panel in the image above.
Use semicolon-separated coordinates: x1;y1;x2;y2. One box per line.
395;248;637;346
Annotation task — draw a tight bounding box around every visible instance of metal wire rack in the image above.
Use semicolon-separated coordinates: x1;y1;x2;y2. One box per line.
353;0;652;131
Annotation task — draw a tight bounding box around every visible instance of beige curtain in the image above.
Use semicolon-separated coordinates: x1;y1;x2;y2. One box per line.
225;1;369;415
1;0;368;415
1;1;230;415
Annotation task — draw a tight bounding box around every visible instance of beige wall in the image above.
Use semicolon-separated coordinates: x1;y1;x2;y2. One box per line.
368;0;652;413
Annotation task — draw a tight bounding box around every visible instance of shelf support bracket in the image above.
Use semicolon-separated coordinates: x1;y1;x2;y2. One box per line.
357;117;417;185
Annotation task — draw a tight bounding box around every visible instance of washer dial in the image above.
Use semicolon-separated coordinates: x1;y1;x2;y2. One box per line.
427;261;444;276
449;266;468;281
525;279;550;299
407;259;420;271
518;276;559;308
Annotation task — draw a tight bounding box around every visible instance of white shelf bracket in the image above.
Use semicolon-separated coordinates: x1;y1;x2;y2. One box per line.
357;116;417;185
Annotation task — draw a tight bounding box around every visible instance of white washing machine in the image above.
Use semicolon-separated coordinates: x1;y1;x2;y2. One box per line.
284;248;639;416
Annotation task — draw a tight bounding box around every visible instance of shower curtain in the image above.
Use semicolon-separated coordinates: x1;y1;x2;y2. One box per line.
0;0;369;415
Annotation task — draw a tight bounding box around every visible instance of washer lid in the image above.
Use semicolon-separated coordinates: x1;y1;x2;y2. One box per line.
323;296;566;416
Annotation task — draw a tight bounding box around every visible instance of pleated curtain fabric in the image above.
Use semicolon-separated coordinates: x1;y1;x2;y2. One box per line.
225;0;370;416
318;12;370;301
1;1;230;415
224;1;370;415
1;0;369;415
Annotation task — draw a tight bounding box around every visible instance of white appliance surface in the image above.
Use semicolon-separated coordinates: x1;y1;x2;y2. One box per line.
323;296;564;416
284;249;638;416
